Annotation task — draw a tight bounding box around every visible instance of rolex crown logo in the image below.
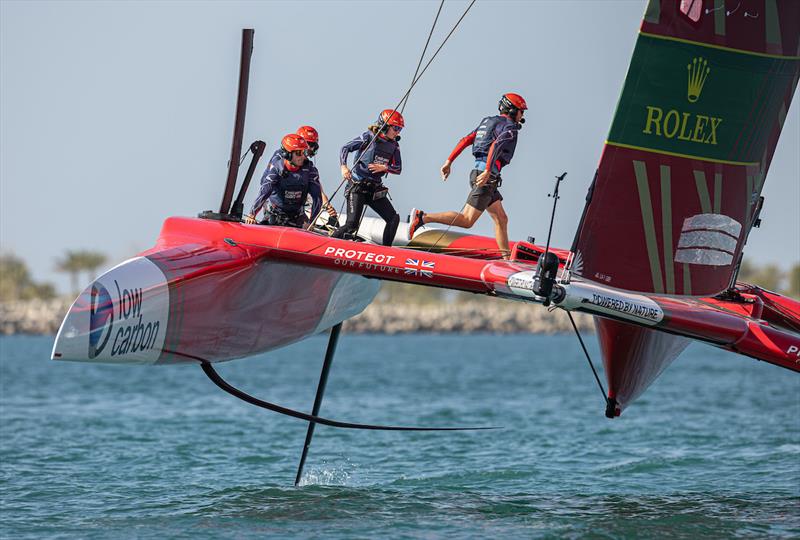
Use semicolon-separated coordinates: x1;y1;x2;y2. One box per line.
687;57;710;103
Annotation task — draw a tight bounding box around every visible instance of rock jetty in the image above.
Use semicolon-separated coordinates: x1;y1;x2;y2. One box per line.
1;298;73;335
1;297;593;336
344;298;593;334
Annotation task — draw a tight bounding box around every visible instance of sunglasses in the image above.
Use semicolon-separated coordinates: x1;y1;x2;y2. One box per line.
388;125;402;133
290;150;305;157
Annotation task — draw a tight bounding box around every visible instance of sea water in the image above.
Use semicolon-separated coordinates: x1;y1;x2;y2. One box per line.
1;334;798;538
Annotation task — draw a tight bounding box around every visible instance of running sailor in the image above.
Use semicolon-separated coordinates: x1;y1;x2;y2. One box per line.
408;93;527;259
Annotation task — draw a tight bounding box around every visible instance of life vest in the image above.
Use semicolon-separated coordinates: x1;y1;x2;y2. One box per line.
471;115;518;167
270;163;312;214
352;135;398;183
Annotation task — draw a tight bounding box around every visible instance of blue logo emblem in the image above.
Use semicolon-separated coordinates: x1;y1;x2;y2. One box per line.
88;283;114;358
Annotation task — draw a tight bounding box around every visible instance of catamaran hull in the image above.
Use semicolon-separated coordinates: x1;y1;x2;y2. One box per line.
52;216;798;416
52;245;379;365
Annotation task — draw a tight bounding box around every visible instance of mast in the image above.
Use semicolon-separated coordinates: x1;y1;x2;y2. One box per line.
219;28;255;216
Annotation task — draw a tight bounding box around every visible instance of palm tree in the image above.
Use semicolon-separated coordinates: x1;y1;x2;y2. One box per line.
0;253;33;301
77;251;107;282
1;253;58;301
55;250;109;294
55;251;84;296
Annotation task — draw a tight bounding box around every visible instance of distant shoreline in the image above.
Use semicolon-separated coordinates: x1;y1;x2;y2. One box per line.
0;297;594;336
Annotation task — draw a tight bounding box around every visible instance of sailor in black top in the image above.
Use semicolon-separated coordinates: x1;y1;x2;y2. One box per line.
331;109;404;246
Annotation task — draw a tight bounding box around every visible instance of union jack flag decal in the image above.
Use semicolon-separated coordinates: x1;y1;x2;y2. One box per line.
404;258;435;277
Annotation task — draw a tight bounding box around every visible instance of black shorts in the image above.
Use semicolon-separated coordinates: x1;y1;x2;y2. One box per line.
465;169;502;212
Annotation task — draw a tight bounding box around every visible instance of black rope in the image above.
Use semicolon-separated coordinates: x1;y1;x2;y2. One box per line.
178;355;497;431
308;0;478;230
399;0;444;115
567;312;608;402
423;211;462;254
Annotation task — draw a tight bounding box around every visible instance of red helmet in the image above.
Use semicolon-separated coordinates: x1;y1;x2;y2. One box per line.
499;93;528;114
378;109;404;129
281;133;309;154
296;126;319;156
296;125;318;144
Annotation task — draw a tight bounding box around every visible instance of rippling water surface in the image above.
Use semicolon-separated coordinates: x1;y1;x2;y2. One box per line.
1;334;798;538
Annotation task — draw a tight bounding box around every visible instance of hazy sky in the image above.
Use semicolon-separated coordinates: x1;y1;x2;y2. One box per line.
1;0;798;294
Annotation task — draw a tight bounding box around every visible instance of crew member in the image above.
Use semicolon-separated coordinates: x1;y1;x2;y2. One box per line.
264;126;338;226
331;109;403;246
244;134;322;228
408;93;527;259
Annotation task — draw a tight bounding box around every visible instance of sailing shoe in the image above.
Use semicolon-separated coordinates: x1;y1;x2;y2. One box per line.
408;208;424;240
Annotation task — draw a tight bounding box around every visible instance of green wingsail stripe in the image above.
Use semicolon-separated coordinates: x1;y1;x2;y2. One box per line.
605;141;758;167
693;170;713;214
633;160;664;294
714;0;725;37
660;165;675;294
639;31;800;60
741;62;783;161
765;0;782;46
726;67;769;160
778;102;788;130
683;264;692;295
644;0;660;24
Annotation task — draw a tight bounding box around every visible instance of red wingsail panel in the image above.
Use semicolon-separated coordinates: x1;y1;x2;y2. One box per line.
572;0;800;296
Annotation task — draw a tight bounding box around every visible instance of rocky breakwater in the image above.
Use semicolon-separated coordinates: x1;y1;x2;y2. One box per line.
1;298;73;335
345;298;594;334
1;297;594;336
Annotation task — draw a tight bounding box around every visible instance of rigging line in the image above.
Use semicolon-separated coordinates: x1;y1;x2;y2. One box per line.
567;312;608;402
160;347;497;431
238;144;252;166
307;0;478;229
399;0;445;115
425;212;463;254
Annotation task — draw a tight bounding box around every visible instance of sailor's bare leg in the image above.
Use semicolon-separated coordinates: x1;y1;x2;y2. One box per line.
423;204;483;229
486;200;510;259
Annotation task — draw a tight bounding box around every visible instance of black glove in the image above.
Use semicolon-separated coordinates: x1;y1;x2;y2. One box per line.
327;215;340;228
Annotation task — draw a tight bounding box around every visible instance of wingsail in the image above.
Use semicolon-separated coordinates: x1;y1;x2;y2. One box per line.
572;0;800;296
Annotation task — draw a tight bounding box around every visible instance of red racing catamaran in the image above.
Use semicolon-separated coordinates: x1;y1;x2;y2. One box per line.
52;0;800;482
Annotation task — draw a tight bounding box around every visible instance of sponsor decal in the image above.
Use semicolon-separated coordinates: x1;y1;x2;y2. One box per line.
107;279;162;358
285;190;303;202
324;246;400;274
788;345;799;360
642;56;723;147
508;272;535;291
674;213;742;266
686;57;709;103
559;281;664;325
88;283;114;358
56;257;169;363
593;273;612;283
404;258;435;278
506;270;539;299
571;251;584;276
589;293;662;323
